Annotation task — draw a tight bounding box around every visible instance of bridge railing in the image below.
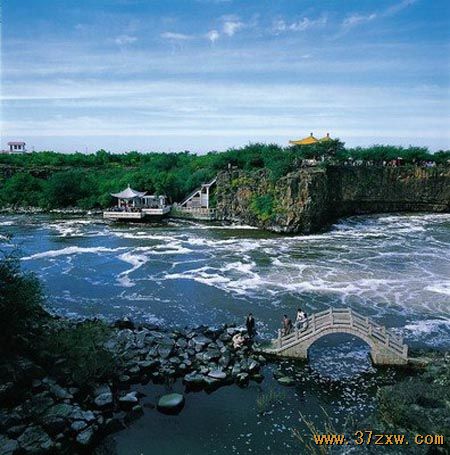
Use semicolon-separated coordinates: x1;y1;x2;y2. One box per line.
276;307;407;358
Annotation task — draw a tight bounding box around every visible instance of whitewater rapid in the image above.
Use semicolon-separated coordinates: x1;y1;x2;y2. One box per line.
1;213;449;348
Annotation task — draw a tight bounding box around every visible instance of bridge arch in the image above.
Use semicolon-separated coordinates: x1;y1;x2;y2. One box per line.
262;308;408;366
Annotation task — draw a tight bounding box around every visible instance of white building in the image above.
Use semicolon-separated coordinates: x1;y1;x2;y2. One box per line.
1;141;27;154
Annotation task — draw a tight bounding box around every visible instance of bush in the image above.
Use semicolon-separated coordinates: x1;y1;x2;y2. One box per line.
250;194;275;222
41;320;116;388
0;250;45;353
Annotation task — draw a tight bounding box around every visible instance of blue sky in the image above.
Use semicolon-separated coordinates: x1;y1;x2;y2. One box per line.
1;0;449;152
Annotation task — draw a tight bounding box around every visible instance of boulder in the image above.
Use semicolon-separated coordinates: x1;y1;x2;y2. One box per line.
76;427;95;447
118;392;139;411
0;435;18;455
208;370;227;381
157;393;185;415
94;392;113;410
277;376;296;386
18;426;54;454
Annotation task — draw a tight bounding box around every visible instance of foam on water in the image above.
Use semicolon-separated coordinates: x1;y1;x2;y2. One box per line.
3;213;450;349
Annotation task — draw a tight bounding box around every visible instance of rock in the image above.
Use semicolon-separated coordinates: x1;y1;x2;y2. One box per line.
70;420;88;433
42;403;75;421
157;345;173;359
277;376;296;386
248;360;260;373
18;426;54;454
94;392;113;410
6;424;27;438
118;392;139;410
76;427;95;447
192;335;212;350
203;350;221;362
236;372;249;386
48;383;73;401
0;435;19;455
157;393;185;415
183;373;206;389
208;370;227;381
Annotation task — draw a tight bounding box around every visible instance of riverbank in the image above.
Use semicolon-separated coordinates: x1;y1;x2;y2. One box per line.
0;315;265;454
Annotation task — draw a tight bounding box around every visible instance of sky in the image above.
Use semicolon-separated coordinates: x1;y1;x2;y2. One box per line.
1;0;449;153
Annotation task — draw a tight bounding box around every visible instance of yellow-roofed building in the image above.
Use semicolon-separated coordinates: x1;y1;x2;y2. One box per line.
289;132;333;145
289;132;319;146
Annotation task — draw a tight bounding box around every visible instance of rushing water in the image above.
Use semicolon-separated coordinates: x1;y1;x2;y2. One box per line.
1;213;450;454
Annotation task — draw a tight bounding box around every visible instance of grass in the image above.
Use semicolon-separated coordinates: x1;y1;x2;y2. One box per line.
256;388;287;414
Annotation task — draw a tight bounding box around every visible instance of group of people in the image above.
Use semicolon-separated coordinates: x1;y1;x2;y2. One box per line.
282;308;308;336
237;309;308;344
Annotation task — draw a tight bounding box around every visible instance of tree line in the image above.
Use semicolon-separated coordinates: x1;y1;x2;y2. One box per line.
0;141;448;209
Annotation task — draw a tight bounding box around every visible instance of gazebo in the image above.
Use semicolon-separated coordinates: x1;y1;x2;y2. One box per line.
111;185;147;210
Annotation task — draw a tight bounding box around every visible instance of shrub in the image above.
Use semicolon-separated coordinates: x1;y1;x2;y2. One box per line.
250;194;275;222
0;250;46;353
42;320;116;388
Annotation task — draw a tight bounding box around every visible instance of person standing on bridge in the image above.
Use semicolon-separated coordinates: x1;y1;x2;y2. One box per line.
246;313;256;338
282;315;293;336
295;308;308;331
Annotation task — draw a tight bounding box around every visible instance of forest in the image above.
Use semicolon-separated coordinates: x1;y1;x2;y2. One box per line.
0;141;449;209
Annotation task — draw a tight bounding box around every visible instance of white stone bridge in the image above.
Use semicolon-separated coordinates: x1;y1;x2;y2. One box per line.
262;308;408;365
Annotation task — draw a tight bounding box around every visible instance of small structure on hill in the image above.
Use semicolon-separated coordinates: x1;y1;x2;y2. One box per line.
1;141;27;154
289;132;332;146
103;185;170;221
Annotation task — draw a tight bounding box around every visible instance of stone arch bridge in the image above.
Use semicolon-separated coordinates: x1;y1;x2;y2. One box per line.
261;308;408;365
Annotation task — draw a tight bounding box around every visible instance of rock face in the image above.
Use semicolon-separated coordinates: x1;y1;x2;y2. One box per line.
215;165;450;233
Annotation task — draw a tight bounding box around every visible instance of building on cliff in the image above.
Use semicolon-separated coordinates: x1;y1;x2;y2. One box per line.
289;132;332;146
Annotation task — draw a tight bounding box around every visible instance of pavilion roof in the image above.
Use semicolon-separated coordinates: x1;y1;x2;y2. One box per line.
111;185;147;199
289;133;319;146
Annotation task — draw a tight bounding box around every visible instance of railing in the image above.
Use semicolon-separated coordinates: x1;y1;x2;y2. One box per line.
276;308;408;358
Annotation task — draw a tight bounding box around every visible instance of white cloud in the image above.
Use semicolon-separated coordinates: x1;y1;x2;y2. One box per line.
342;0;418;31
386;0;418;15
272;15;327;33
222;19;244;37
114;34;138;45
342;13;377;29
160;32;193;41
206;30;220;43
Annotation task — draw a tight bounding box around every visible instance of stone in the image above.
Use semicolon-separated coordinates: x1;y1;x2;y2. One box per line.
70;420;88;433
277;376;296;386
76;427;95;447
48;383;73;401
157;393;185;415
0;435;19;455
114;317;134;330
17;426;54;454
203;350;221;362
208;370;227;381
94;392;113;410
43;403;75;421
118;391;139;410
183;373;206;388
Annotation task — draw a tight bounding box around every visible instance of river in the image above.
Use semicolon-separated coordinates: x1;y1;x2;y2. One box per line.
1;213;449;454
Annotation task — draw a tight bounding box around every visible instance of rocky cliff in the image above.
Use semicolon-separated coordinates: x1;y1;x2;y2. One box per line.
215;165;450;233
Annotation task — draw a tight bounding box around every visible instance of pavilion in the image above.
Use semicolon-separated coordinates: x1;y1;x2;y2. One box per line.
289;132;332;145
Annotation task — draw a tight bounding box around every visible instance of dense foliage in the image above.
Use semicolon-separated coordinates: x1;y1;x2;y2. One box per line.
0;250;45;352
0;142;448;209
0;250;115;387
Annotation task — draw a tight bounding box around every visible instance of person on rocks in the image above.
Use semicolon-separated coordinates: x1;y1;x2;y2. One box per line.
282;314;293;336
246;313;256;338
232;332;245;349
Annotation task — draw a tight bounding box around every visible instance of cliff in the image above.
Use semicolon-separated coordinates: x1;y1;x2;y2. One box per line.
215;165;450;233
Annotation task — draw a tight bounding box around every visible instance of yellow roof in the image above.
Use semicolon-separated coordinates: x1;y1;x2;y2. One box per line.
289;133;319;145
